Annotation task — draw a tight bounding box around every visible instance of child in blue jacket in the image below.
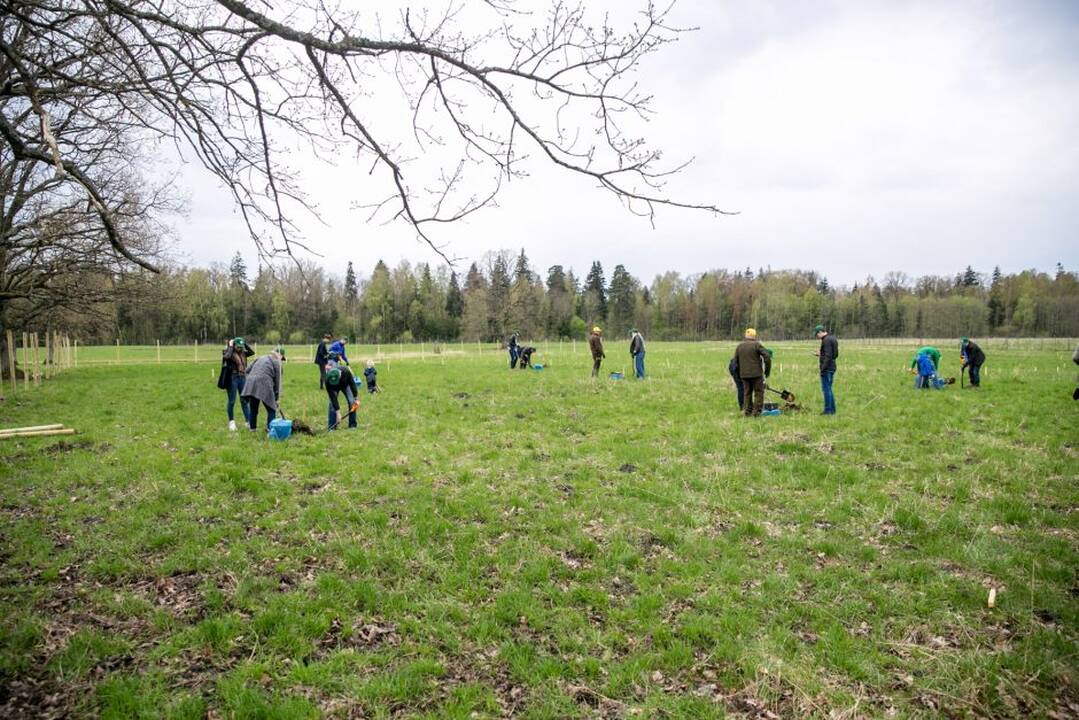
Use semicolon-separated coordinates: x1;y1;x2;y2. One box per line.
363;359;380;393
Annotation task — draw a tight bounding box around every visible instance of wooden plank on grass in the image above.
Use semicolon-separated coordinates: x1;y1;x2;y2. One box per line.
0;428;76;439
0;424;65;435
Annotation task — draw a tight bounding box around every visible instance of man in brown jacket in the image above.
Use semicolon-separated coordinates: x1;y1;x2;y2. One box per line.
735;328;772;416
589;326;605;377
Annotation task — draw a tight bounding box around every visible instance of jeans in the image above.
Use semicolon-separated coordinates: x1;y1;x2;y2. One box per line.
509;348;518;369
820;371;836;415
328;399;357;429
633;351;645;379
916;374;932;389
247;399;276;430
968;363;981;386
227;374;250;423
318;363;326;389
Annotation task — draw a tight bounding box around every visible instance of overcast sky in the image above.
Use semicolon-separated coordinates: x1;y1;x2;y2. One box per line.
172;0;1079;287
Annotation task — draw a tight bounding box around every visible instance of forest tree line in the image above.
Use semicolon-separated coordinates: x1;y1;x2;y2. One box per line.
41;251;1079;344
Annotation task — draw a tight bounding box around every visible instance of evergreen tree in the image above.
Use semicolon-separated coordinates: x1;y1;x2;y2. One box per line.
229;251;249;289
445;271;464;317
362;260;393;341
487;254;512;339
344;262;358;305
961;265;979;287
607;264;637;334
583;260;607;320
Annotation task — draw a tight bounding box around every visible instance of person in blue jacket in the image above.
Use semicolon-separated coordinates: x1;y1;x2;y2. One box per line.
913;351;951;389
328;338;349;365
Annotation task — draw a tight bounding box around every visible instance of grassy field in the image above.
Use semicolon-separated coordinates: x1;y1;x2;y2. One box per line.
0;341;1076;718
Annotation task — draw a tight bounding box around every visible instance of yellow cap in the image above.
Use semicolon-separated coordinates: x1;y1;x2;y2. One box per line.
592;326;602;334
745;327;757;338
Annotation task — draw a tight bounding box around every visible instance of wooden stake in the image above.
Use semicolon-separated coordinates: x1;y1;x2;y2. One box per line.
21;333;28;390
194;340;198;363
0;428;76;439
0;424;65;434
6;330;15;395
44;332;50;379
32;333;40;386
74;339;78;368
116;338;120;364
156;339;161;363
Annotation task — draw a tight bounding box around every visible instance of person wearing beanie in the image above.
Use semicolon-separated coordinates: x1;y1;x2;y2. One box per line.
218;336;254;431
241;346;285;431
325;364;359;429
629;329;646;379
814;324;839;415
959;337;985;387
734;328;771;416
589;326;606;377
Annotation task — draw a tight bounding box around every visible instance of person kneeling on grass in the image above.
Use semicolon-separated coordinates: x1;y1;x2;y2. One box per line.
364;359;380;393
912;352;952;389
325;365;359;429
518;346;536;369
241;346;286;431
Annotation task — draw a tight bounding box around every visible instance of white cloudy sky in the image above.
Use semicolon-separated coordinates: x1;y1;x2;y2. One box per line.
171;0;1079;286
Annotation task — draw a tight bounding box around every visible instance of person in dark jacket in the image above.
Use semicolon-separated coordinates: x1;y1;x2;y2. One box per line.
814;324;839;415
959;337;985;387
218;337;254;431
728;356;744;410
589;327;605;377
363;359;380;393
629;330;645;379
508;333;519;369
518;346;536;369
735;328;772;416
241;346;285;430
315;333;332;388
325;365;359;429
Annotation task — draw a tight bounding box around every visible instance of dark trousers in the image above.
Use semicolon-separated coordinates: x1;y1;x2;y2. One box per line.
730;366;744;409
226;374;250;422
318;364;326;389
509;348;518;369
968;363;981;386
820;371;836;414
592;357;602;377
742;377;764;415
247;399;276;430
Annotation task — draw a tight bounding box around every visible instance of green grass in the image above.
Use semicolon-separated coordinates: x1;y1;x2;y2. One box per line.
1;341;1076;718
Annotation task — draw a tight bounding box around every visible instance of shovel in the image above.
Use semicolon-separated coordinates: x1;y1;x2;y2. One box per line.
764;384;796;403
961;364;966;389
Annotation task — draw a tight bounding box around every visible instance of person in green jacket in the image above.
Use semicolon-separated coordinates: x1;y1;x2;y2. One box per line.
909;346;941;372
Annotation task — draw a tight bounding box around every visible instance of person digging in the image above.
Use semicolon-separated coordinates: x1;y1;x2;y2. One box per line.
735;328;772;417
325;365;359;430
959;337;985;388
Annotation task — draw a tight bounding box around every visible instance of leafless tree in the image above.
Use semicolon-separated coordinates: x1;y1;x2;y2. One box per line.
1;0;733;269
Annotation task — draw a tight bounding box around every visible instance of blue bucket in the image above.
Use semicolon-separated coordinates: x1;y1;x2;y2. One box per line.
268;418;293;440
762;408;781;416
532;364;544;370
609;372;624;380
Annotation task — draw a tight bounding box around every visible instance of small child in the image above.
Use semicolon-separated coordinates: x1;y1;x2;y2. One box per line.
364;359;380;393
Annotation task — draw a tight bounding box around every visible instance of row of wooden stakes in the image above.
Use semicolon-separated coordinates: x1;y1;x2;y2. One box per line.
2;330;76;399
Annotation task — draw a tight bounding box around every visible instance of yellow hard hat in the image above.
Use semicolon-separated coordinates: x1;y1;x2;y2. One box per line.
592;326;602;334
745;327;757;338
